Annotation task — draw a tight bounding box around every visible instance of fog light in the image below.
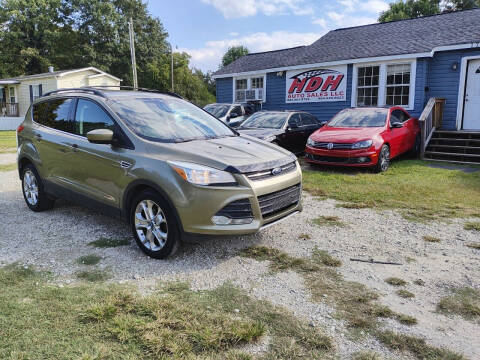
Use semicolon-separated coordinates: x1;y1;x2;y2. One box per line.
212;216;253;225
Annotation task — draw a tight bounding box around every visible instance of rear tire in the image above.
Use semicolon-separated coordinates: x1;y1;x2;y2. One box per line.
130;190;180;259
21;163;55;212
373;144;390;173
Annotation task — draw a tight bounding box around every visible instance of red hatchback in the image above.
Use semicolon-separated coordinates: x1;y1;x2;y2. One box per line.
305;107;420;172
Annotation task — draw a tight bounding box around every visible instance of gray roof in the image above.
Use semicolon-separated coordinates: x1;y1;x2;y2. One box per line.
214;9;480;76
0;67;120;82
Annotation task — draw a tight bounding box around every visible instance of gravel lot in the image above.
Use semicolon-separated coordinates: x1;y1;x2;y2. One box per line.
1;168;479;359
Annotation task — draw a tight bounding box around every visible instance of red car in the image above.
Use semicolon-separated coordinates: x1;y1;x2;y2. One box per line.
305;107;420;172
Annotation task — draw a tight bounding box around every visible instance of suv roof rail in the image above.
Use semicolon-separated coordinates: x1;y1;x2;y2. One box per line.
42;88;107;98
85;85;184;99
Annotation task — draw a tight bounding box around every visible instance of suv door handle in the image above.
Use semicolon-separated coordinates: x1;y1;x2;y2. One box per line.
71;143;79;152
35;134;42;141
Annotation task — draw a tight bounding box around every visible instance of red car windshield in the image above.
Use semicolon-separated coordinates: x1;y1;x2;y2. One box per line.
328;109;388;128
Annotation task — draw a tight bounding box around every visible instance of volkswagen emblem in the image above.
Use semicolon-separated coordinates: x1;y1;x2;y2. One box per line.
271;167;282;176
327;143;334;150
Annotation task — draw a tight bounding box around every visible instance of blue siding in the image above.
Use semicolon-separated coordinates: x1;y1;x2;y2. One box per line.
215;49;480;130
262;65;353;123
216;77;233;103
426;48;480;130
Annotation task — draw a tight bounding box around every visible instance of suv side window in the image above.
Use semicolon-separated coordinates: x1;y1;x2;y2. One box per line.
391;109;409;123
41;98;74;133
230;106;242;116
32;101;49;124
74;99;115;136
300;113;316;126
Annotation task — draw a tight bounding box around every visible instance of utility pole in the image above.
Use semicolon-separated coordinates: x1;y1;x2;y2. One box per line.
170;43;174;92
129;18;138;90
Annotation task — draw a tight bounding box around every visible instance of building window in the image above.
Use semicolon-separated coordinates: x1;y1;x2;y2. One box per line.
356;66;379;106
386;64;410;106
354;62;415;109
32;84;42;101
235;79;247;90
9;87;16;103
251;77;263;89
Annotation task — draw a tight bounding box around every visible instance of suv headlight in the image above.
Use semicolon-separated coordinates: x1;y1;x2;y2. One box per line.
168;161;236;186
352;140;373;149
307;137;315;147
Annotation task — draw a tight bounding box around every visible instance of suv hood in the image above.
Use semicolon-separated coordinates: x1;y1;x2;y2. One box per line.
147;134;296;173
311;126;383;143
237;128;284;140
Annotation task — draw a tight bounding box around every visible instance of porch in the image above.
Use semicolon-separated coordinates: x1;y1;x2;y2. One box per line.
0;102;19;117
419;98;480;165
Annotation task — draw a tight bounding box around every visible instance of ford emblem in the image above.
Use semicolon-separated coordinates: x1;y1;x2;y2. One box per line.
327;143;334;150
271;167;282;175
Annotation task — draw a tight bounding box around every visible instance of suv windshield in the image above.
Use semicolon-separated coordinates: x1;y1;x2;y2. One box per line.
110;96;235;143
204;104;230;118
328;109;387;128
240;112;288;129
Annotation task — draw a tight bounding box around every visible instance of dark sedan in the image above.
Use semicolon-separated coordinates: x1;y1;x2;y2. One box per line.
237;111;323;154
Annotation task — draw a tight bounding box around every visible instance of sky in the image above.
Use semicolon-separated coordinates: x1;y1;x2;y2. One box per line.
147;0;395;73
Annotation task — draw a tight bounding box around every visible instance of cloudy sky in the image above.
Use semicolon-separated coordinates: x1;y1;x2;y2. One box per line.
147;0;394;72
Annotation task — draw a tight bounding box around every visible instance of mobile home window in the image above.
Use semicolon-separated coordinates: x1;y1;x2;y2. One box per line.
32;84;42;100
356;66;379;106
9;87;15;103
386;64;410;106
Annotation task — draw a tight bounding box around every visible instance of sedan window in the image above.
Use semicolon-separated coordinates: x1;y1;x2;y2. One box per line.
328;108;387;128
240;112;288;129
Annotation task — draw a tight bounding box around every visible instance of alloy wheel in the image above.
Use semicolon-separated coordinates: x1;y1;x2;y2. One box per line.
23;170;39;206
380;147;390;171
134;200;168;252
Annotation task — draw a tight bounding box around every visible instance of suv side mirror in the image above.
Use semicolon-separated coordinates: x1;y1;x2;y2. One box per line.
86;129;114;144
229;112;238;119
320;121;328;127
391;122;404;129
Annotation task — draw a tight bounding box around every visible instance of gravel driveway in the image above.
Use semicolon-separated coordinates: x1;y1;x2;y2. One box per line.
1;168;479;359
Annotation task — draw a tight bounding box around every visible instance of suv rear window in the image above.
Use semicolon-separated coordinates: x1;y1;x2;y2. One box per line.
34;98;74;133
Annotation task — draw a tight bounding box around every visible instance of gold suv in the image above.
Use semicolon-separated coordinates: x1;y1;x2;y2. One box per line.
17;88;302;258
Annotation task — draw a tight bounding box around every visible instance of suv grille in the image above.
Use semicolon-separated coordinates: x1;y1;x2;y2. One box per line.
310;141;354;150
258;184;301;218
216;199;253;219
246;162;297;181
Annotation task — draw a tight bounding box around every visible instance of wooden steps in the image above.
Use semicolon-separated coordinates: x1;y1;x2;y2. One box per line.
424;130;480;164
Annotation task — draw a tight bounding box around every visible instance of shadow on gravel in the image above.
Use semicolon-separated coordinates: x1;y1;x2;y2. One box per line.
0;188;262;280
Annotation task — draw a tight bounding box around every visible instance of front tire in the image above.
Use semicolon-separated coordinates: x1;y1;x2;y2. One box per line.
130;190;180;259
21;164;55;212
373;144;390;173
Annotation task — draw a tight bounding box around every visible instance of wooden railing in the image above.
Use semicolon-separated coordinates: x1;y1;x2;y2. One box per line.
0;102;19;117
418;98;445;159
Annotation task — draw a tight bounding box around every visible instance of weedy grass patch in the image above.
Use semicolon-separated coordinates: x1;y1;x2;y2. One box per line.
385;277;407;286
396;289;415;299
303;160;480;222
88;237;130;248
423;235;441;243
0;131;16;153
464;222;480;231
0;264;334;360
0;163;17;172
76;254;102;266
312;216;345;227
437;287;480;321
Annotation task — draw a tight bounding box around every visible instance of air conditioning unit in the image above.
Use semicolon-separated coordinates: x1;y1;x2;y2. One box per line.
245;88;264;101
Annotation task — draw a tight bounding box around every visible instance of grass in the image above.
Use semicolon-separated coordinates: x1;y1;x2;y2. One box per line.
437;287;480;321
423;235;441;243
466;242;480;250
76;269;111;282
464;221;480;231
385;277;407;286
312;215;345;227
241;246;462;359
413;279;425;286
88;237;130;248
396;289;415;299
311;249;342;267
303;160;480;222
0;264;333;360
76;254;102;266
352;351;382;360
0;130;16;153
376;330;464;360
335;202;371;209
298;233;311;240
0;163;17;172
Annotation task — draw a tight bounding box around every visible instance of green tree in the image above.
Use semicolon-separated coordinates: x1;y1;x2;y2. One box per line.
379;0;441;22
443;0;480;10
221;46;249;67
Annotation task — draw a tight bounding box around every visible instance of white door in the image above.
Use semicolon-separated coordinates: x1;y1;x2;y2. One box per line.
463;59;480;130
